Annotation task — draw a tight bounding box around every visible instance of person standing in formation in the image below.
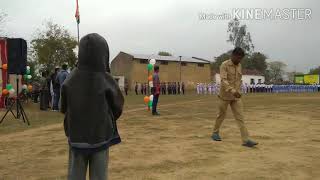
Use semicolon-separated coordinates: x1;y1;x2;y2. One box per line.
201;83;204;94
196;83;200;95
139;83;143;95
143;83;147;95
135;82;138;95
208;83;212;95
202;83;207;94
182;82;185;95
173;82;176;95
212;83;216;95
162;83;166;95
211;83;214;95
177;82;181;95
124;81;129;96
171;82;174;95
212;47;258;148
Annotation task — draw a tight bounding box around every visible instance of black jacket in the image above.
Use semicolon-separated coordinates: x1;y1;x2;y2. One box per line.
61;33;124;150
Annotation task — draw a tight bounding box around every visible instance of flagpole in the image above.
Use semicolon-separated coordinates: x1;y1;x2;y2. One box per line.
75;0;80;44
77;22;80;44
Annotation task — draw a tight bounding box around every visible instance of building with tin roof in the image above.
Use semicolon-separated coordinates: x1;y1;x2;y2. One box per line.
111;52;211;90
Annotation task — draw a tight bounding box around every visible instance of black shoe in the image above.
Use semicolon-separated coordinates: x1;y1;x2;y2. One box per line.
211;133;222;141
242;140;258;147
152;112;160;116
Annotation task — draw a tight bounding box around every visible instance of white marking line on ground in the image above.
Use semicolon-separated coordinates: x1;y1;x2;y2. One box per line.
124;99;206;113
194;116;211;121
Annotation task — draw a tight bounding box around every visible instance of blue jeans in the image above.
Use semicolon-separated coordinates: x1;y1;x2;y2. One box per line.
53;90;60;110
152;94;159;113
68;148;109;180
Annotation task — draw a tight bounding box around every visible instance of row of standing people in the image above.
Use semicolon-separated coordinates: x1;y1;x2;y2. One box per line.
240;84;320;93
196;83;320;95
196;83;220;95
133;82;186;95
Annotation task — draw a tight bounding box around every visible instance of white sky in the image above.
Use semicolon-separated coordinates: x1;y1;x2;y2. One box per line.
1;0;319;73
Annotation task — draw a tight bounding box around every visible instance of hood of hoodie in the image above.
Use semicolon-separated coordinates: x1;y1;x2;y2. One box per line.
78;33;110;72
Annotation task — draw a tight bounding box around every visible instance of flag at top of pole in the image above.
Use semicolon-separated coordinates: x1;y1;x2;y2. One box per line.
75;0;80;24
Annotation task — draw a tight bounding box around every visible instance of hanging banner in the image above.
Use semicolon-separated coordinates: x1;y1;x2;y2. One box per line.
304;74;319;84
294;75;304;84
0;38;8;108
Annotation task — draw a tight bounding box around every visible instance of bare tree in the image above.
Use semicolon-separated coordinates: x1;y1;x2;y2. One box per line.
266;61;287;83
227;18;254;54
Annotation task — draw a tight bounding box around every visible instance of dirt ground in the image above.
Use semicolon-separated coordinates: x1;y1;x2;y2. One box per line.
0;93;319;180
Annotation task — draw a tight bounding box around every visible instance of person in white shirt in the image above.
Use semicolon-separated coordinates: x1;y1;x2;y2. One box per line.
203;83;208;94
196;83;200;95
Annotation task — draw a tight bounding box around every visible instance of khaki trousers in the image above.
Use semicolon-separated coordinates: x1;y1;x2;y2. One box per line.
213;98;249;142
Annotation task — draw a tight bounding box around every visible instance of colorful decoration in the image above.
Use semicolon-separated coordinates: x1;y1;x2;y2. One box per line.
148;100;153;107
22;84;28;90
149;95;154;101
2;64;7;70
26;66;30;71
26;69;31;75
27;75;32;80
143;96;150;103
9;89;15;95
149;81;153;88
144;59;156;111
149;59;156;65
2;89;9;96
147;64;153;71
27;85;33;91
6;84;13;90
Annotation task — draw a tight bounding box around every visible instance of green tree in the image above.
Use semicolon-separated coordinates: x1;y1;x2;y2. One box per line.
247;52;267;72
158;51;172;56
213;20;267;75
309;66;320;74
31;21;77;72
227;18;254;53
213;51;267;74
212;50;232;71
266;61;287;83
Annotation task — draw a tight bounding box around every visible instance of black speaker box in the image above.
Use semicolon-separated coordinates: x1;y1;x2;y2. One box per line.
7;38;27;75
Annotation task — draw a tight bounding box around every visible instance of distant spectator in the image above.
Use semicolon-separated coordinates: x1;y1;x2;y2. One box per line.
57;64;69;87
51;67;60;111
40;71;49;111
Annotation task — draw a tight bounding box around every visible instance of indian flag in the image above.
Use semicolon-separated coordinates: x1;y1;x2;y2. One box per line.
75;0;80;24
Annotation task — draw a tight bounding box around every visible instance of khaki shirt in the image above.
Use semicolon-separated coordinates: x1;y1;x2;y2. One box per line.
219;59;242;100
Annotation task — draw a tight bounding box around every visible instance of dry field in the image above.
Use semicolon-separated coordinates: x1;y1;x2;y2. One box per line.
0;93;319;180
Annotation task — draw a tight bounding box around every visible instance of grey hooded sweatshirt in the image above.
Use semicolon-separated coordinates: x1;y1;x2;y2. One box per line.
61;33;124;151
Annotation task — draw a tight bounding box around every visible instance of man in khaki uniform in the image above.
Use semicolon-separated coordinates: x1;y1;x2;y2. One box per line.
212;47;258;147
